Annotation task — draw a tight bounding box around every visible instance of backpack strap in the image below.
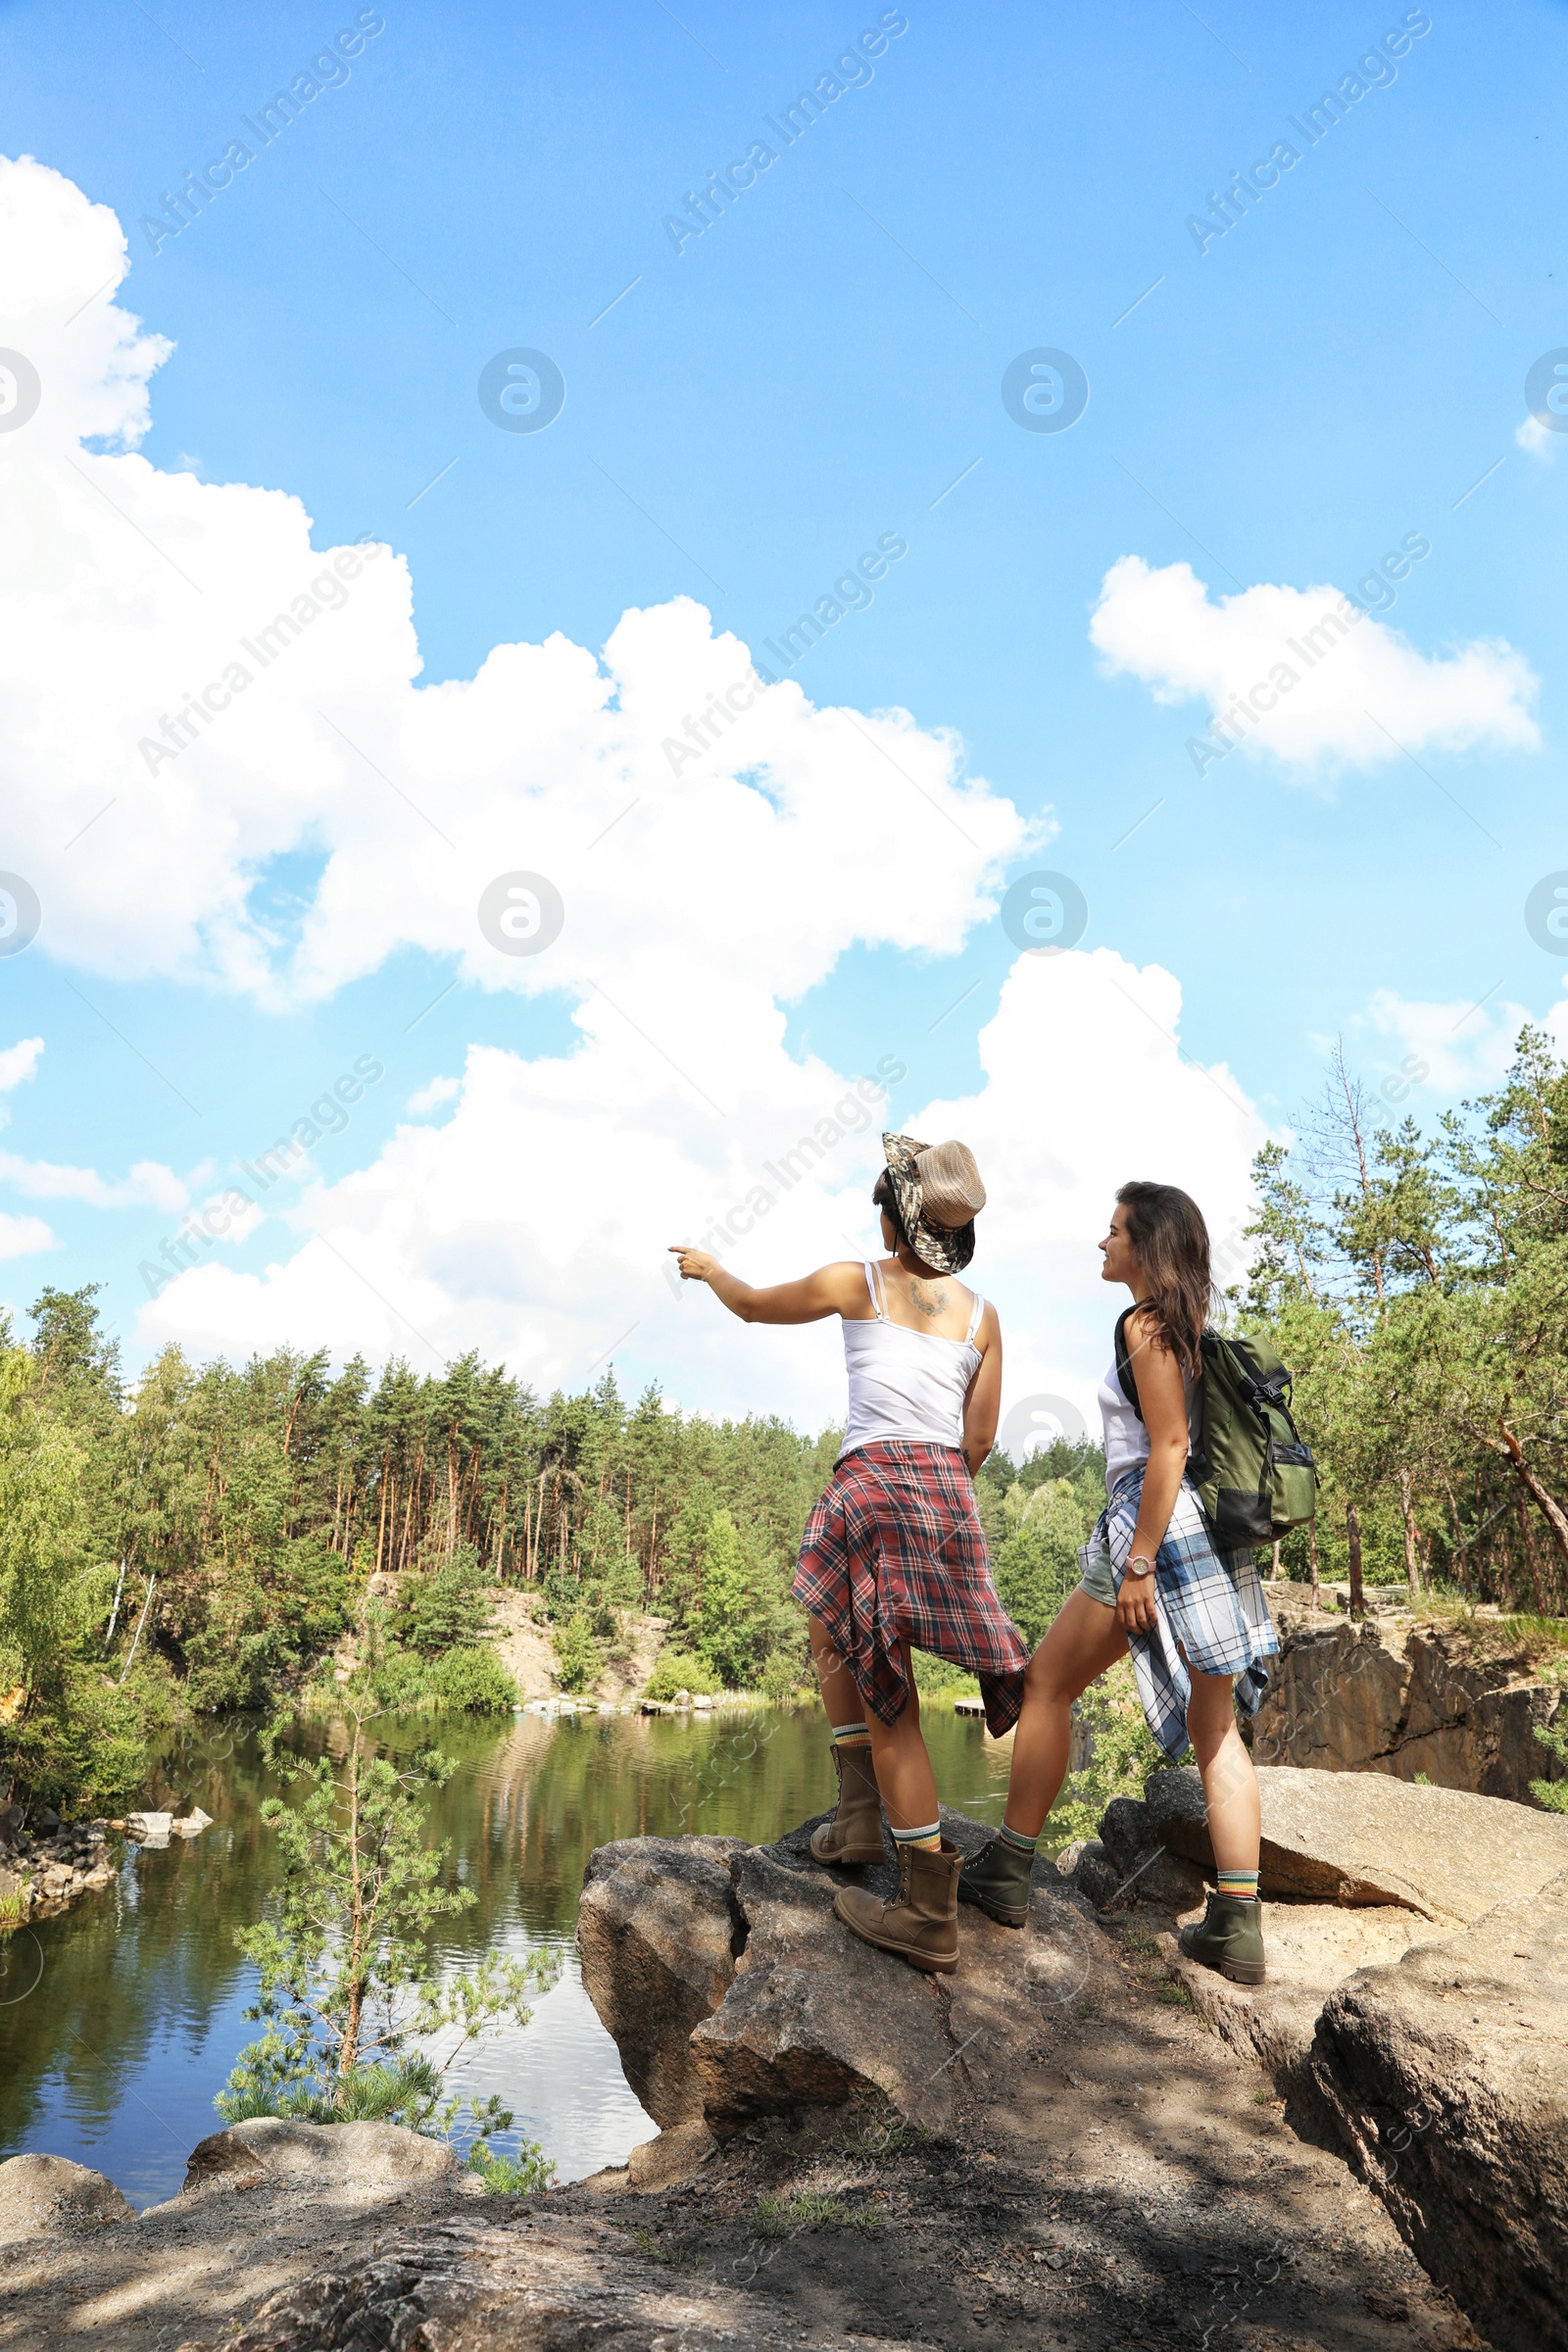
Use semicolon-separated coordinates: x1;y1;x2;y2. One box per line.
1113;1302;1152;1422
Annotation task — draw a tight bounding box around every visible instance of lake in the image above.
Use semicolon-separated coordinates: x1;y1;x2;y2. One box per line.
0;1701;1019;2208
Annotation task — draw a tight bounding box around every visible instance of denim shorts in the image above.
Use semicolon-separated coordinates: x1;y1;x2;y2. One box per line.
1077;1547;1118;1608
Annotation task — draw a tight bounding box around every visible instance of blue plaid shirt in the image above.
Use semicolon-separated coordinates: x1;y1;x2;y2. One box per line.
1080;1465;1279;1758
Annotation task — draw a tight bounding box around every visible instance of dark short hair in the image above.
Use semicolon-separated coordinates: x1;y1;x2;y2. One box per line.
871;1167;908;1248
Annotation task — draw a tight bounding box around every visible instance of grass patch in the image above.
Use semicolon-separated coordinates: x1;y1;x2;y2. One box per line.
1157;1979;1195;2009
756;2190;881;2239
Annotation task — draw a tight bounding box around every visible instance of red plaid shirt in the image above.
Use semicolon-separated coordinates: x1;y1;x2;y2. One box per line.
794;1441;1027;1737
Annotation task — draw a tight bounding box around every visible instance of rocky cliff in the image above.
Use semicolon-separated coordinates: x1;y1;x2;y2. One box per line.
1245;1585;1567;1803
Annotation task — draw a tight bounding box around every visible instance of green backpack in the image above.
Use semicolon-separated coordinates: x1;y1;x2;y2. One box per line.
1113;1309;1319;1548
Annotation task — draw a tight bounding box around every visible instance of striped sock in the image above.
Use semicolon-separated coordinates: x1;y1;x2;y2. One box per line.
891;1820;943;1852
831;1721;872;1750
998;1822;1039;1857
1217;1868;1259;1902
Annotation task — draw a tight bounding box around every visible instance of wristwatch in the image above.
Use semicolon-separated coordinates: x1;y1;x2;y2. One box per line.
1125;1554;1155;1578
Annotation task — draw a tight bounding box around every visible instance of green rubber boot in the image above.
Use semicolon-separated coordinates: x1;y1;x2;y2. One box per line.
1178;1891;1266;1985
956;1836;1035;1928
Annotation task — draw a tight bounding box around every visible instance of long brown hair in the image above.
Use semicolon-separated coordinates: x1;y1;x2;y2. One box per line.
1115;1181;1212;1376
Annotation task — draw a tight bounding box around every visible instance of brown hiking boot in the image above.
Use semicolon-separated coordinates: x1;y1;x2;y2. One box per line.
834;1837;960;1973
809;1742;885;1866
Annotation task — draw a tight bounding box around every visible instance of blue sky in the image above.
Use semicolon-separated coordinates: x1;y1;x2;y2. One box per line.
1;0;1565;1425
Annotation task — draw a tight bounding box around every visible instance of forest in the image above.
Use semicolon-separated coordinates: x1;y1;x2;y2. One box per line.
3;1026;1566;1816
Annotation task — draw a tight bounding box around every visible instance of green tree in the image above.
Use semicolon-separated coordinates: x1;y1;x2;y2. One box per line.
994;1478;1088;1647
220;1693;557;2118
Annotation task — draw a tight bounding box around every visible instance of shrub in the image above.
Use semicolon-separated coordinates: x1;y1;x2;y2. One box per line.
1531;1717;1568;1813
909;1649;978;1696
644;1647;721;1701
553;1612;602;1694
466;2136;556;2194
428;1643;517;1713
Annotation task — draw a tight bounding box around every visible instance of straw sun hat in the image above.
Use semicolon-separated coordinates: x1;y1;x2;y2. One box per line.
880;1131;987;1275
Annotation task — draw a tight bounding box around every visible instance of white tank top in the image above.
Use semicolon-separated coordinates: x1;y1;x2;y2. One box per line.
841;1262;985;1455
1099;1362;1148;1490
1100;1333;1198;1491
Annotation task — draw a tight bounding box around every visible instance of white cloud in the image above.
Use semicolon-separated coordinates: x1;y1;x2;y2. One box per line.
0;1150;186;1211
1347;982;1568;1103
407;1074;461;1113
0;1211;57;1260
1;151;1031;1014
6;155;1268;1419
138;952;1268;1432
0;1038;43;1115
1516;413;1559;464
1089;555;1539;774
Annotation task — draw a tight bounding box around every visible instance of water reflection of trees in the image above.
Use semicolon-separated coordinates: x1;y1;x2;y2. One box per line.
0;1705;1009;2172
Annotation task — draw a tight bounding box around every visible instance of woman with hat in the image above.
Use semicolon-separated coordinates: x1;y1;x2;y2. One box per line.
669;1132;1027;1975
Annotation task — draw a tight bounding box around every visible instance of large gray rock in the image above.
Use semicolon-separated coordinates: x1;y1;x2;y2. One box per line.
0;2151;133;2239
1249;1590;1568;1802
180;2118;457;2197
1309;1865;1568;2352
576;1834;747;2125
580;1810;1118;2150
1146;1761;1568;1923
689;1841;958;2131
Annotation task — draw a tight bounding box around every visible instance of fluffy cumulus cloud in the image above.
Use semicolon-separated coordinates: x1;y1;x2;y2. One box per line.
1090;555;1539;777
6;153;1272;1422
139;949;1268;1435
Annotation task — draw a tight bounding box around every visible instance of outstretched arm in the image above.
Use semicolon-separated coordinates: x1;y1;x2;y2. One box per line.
667;1247;867;1325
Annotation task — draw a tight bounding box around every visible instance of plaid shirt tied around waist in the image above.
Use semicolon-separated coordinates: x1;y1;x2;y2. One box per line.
1084;1464;1279;1758
793;1440;1027;1738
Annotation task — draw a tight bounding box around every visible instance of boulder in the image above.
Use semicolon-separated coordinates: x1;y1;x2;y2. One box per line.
124;1811;172;1847
0;2152;133;2239
1083;1794;1208;1911
580;1810;1118;2144
1248;1592;1568;1803
689;1840;959;2132
1146;1761;1568;1923
172;1806;214;1838
1309;1865;1568;2352
180;2118;457;2198
1159;1896;1434;2091
576;1834;747;2125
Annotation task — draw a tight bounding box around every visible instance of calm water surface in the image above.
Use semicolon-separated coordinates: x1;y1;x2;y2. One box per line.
0;1704;1016;2207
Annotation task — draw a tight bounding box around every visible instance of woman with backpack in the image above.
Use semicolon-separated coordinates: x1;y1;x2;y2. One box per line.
958;1181;1280;1985
669;1132;1027;1975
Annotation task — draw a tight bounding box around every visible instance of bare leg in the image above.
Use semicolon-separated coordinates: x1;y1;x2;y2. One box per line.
862;1643;940;1835
1186;1670;1260;1873
1001;1589;1129;1839
808;1615;866;1732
